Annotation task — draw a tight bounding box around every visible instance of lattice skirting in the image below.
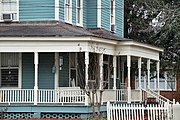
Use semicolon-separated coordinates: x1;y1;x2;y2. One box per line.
41;113;81;119
1;112;34;119
0;112;81;119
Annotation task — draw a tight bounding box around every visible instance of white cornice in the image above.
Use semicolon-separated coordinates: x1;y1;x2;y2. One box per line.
0;36;163;53
118;41;163;52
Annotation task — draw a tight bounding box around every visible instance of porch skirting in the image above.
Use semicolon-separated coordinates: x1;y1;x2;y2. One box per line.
0;104;107;119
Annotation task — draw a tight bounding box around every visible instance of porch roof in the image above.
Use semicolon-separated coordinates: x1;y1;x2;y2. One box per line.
0;21;129;41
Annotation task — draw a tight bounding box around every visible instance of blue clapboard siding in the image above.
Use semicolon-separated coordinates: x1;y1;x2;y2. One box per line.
83;0;87;27
38;53;55;89
19;0;55;21
22;53;34;89
101;0;110;30
72;0;76;24
86;0;97;28
59;53;69;87
59;0;64;21
115;0;124;37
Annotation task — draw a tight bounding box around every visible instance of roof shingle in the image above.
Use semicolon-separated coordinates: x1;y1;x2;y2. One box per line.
0;21;131;41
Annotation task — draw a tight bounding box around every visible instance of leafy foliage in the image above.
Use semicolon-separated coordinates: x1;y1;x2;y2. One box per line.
125;0;180;73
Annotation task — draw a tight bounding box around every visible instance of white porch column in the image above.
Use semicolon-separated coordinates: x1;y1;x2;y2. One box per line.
55;52;59;89
138;57;142;88
121;58;125;84
85;52;89;105
113;55;117;90
156;61;160;94
99;53;103;90
138;57;142;102
147;59;150;89
127;55;131;103
34;52;39;105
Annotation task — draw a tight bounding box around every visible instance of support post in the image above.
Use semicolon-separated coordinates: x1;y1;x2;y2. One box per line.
34;52;39;105
55;52;59;89
85;52;89;105
99;53;103;90
127;55;131;103
113;55;117;90
121;58;125;86
138;57;142;102
54;53;59;102
147;59;150;89
156;61;160;95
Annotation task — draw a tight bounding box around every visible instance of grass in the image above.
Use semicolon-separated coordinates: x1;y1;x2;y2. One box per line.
85;118;107;120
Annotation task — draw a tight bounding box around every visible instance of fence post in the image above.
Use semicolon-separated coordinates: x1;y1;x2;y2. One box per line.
107;101;110;120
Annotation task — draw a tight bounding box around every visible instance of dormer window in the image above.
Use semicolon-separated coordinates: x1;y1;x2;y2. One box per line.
64;0;72;23
0;0;19;22
110;0;115;32
76;0;83;26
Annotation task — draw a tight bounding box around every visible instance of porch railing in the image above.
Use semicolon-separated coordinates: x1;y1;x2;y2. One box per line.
141;88;173;105
0;89;85;104
0;89;127;104
0;89;34;103
58;89;85;103
116;89;127;102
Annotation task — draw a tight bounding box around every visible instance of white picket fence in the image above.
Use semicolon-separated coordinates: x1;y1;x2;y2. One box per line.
107;101;172;120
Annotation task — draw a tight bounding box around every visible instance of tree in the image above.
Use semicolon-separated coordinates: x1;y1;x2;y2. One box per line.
124;0;180;75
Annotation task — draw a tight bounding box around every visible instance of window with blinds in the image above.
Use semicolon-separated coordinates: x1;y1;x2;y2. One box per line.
0;53;19;87
64;0;71;22
76;0;82;25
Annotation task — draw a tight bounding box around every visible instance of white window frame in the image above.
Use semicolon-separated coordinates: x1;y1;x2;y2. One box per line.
0;0;19;22
110;0;115;31
64;0;72;24
76;0;83;26
0;53;22;89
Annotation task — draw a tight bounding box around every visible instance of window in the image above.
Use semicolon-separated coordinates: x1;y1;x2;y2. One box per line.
69;53;77;87
0;0;19;21
64;0;72;23
0;53;20;87
110;0;115;32
76;0;83;26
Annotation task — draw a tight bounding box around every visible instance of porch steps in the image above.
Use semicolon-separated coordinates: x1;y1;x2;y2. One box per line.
141;88;172;104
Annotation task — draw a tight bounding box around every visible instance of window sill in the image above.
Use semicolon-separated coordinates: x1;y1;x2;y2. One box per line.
0;87;20;90
0;20;19;22
76;23;83;27
64;20;72;25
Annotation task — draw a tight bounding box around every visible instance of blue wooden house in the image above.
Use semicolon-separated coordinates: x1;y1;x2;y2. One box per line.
0;0;165;119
